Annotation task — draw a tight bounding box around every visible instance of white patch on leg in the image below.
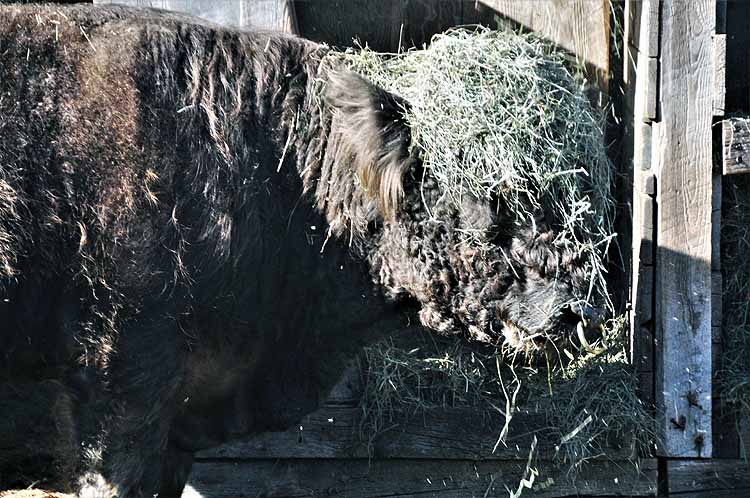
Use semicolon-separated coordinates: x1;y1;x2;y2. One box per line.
180;484;204;498
77;472;118;498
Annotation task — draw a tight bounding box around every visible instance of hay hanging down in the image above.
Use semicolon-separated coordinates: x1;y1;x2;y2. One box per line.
325;26;615;306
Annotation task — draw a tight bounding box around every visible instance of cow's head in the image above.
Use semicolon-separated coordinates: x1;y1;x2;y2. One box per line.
323;71;606;354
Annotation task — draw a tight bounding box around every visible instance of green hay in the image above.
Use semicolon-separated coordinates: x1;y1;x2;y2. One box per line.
324;26;616;307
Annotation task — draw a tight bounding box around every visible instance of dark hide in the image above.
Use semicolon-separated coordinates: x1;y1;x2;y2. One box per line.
0;5;600;496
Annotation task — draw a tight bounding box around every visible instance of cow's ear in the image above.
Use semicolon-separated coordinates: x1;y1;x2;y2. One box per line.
325;70;414;219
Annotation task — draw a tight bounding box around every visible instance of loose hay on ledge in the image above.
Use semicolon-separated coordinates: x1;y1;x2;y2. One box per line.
324;26;616;308
358;318;655;470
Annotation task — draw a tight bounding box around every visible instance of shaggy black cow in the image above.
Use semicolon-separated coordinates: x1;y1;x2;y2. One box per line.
0;4;602;497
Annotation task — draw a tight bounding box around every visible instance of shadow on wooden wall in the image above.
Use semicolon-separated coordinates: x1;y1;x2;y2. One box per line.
294;0;611;89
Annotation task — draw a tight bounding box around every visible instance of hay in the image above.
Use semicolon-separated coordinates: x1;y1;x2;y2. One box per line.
358;317;655;469
325;26;616;307
719;169;750;418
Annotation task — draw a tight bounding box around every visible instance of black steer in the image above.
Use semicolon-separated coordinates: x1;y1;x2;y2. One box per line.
0;5;601;496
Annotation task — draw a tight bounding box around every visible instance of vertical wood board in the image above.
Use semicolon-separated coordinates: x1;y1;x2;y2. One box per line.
474;1;610;85
241;0;297;33
654;0;714;458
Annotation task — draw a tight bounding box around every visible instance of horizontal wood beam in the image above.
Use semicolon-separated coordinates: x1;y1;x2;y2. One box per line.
196;405;634;461
668;459;750;495
187;458;658;498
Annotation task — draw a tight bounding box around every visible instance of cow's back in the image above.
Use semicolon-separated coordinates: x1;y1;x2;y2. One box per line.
0;4;319;381
0;5;141;380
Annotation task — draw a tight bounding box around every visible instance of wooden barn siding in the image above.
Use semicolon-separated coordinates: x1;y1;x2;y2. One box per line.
294;0;610;84
187;370;658;497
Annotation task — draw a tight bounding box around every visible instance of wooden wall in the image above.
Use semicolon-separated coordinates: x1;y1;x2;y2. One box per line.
186;367;658;498
294;0;610;85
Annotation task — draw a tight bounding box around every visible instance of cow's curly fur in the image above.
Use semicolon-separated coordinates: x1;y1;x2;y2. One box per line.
0;4;598;496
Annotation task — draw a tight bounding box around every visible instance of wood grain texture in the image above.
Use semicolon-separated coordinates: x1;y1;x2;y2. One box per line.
654;0;714;458
627;0;656;422
293;0;400;51
401;0;462;50
95;0;244;27
241;0;297;33
723;117;750;175
667;459;750;494
713;33;726;116
643;57;658;122
478;0;610;85
196;405;634;461
187;458;658;498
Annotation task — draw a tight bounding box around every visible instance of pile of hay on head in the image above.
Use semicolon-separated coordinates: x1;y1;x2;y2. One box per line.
325;26;615;310
321;27;654;472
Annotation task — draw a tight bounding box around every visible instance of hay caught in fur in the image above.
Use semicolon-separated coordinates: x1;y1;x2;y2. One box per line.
325;27;615;307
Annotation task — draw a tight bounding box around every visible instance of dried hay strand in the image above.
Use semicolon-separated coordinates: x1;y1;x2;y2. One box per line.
324;26;616;308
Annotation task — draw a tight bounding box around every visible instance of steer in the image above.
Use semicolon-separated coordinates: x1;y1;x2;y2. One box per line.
0;4;603;497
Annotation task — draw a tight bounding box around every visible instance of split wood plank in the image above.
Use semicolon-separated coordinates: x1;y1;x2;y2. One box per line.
654;0;714;458
187;458;658;498
667;459;750;495
714;33;726;116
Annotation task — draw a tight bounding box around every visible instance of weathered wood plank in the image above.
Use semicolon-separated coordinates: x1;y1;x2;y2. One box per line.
654;0;714;458
723;117;750;175
479;0;610;86
716;0;727;34
668;459;750;494
196;405;633;461
711;272;722;328
671;491;750;498
741;416;750;460
628;0;659;57
241;0;297;33
95;0;244;27
643;57;658;122
712;172;722;271
293;0;400;52
187;458;658;498
713;33;726;117
401;0;462;51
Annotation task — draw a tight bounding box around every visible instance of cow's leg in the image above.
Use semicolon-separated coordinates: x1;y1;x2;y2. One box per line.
78;314;189;498
158;443;194;497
